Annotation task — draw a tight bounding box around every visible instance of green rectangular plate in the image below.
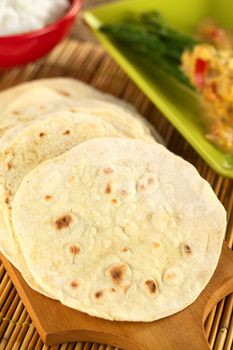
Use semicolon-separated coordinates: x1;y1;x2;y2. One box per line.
84;0;233;178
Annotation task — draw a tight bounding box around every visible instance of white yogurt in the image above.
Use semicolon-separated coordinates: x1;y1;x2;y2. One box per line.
0;0;70;36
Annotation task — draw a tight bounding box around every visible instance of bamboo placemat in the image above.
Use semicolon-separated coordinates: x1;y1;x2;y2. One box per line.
0;39;232;350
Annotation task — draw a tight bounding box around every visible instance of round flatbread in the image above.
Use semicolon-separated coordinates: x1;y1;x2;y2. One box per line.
68;99;164;144
0;112;121;295
0;212;52;297
0;77;133;113
0;78;162;143
12;138;226;321
0;96;158;146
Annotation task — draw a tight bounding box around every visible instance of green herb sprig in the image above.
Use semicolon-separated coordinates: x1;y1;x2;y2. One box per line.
101;11;199;87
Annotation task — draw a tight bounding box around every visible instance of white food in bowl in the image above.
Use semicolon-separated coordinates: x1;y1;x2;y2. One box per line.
0;0;70;36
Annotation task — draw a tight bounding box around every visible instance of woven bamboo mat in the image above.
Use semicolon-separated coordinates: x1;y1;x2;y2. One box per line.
0;39;232;350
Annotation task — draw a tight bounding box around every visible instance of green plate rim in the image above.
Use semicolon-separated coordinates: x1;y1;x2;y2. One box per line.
83;5;233;178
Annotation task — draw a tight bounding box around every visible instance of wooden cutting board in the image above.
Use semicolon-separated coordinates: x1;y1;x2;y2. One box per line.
1;242;233;350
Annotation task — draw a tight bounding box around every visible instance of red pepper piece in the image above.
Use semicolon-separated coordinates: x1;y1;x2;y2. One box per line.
210;28;221;38
194;58;209;88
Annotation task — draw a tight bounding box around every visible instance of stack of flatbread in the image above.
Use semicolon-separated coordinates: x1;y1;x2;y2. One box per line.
0;78;226;321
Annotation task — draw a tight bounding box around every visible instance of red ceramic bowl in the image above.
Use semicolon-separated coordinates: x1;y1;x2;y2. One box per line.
0;0;83;69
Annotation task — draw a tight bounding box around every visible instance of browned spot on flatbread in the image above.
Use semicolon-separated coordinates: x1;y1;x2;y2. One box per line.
111;288;116;292
69;244;80;255
70;280;79;289
148;177;155;185
138;184;146;192
5;190;12;207
145;279;157;294
124;285;131;293
181;243;192;257
44;195;53;201
62;130;70;135
122;247;129;252
146;213;153;222
39;132;46;138
103;167;113;174
55;214;73;231
107;264;128;285
12;110;20;115
153;242;161;249
105;183;112;194
111;198;118;205
95;290;104;299
58;90;70;97
67;175;77;184
7;162;13;171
